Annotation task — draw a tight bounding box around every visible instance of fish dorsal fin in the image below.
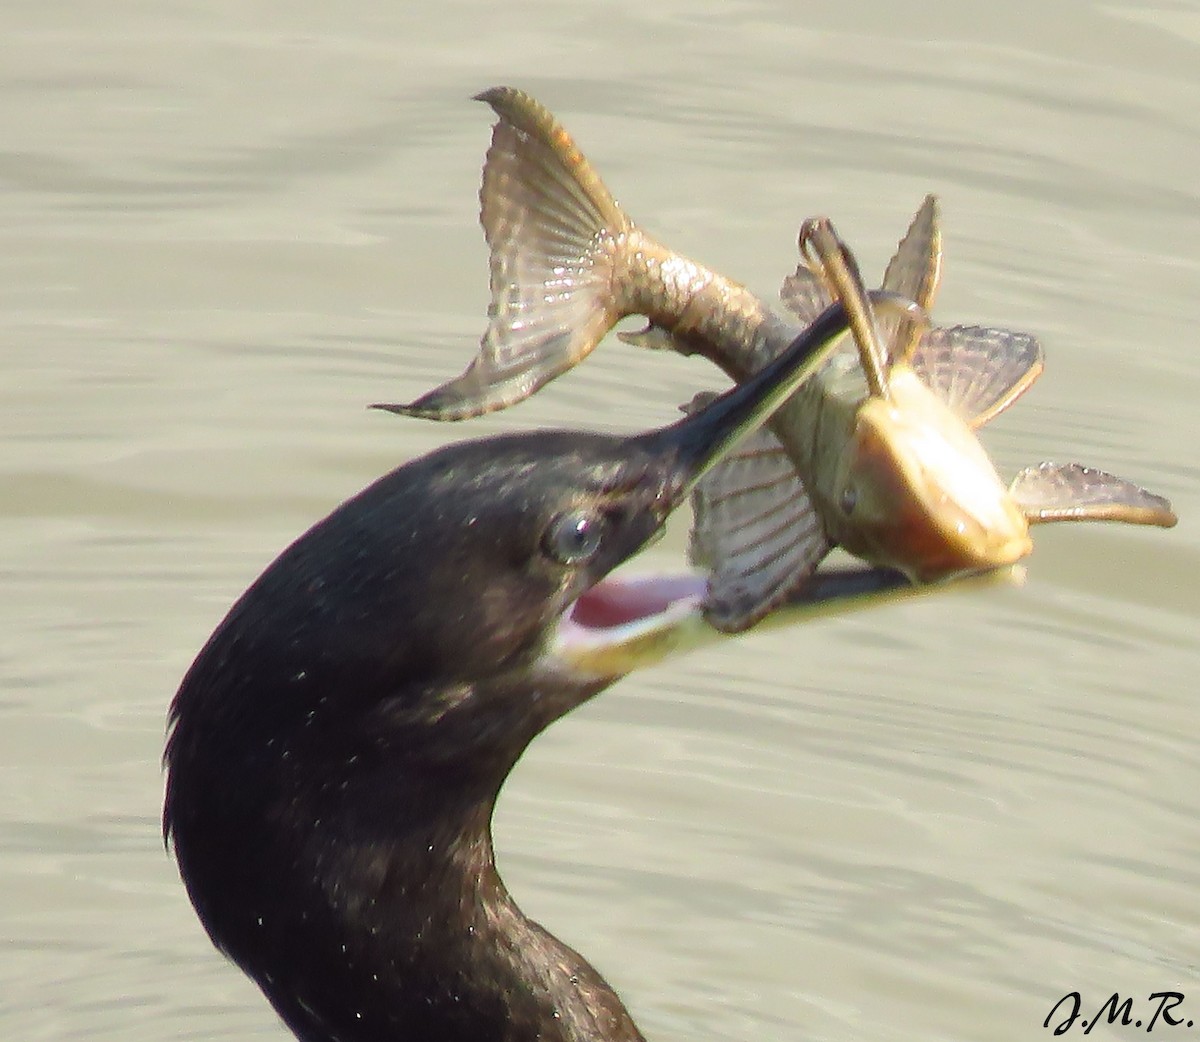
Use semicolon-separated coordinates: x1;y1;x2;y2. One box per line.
1009;462;1178;527
879;195;942;362
380;87;629;420
909;325;1044;428
782;200;941;376
780;263;833;327
684;394;831;632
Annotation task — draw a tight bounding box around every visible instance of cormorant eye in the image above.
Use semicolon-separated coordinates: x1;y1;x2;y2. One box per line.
543;509;606;566
840;485;858;515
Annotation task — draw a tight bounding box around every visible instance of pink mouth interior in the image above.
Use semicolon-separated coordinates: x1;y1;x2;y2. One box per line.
569;575;705;630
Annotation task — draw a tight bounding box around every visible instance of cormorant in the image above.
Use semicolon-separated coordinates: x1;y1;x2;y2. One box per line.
164;305;907;1042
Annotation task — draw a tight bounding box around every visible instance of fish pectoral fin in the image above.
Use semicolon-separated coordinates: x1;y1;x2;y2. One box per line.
880;195;942;362
780;261;834;327
689;425;831;632
909;325;1044;428
380;87;630;421
1009;462;1178;527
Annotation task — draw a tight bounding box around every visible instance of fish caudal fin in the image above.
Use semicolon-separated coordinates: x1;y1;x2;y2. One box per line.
383;87;631;420
685;395;831;632
909;325;1043;428
1009;462;1177;527
879;195;942;361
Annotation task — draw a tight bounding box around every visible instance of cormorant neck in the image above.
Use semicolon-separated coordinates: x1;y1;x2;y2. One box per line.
253;783;645;1042
168;667;646;1042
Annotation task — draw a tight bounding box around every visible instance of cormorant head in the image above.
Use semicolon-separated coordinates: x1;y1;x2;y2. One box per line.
163;306;855;852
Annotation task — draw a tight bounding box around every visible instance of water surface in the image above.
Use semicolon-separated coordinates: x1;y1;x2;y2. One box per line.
2;2;1197;1039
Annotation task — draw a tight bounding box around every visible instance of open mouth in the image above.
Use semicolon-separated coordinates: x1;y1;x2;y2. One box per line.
547;560;1024;681
567;573;706;630
550;571;709;680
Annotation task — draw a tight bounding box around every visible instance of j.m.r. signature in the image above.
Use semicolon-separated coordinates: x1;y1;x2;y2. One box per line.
1045;992;1191;1034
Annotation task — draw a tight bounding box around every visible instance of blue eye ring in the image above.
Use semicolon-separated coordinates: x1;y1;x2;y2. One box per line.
543;509;605;565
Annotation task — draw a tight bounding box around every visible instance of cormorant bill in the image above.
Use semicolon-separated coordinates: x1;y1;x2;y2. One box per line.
162;304;933;1042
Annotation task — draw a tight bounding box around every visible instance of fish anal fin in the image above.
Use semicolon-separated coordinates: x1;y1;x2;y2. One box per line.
1010;462;1178;528
910;325;1044;428
384;87;630;420
689;426;831;632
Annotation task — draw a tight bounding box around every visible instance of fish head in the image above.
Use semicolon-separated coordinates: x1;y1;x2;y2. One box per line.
830;366;1032;580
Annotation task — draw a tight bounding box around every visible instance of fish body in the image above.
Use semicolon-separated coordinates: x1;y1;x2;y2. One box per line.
389;88;1176;630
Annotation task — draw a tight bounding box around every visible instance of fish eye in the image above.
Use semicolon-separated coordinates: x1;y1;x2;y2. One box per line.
542;509;606;566
840;485;858;515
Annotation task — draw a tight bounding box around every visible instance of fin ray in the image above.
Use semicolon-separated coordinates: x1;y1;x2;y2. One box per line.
879;195;942;361
780;264;832;327
1009;462;1177;527
689;425;831;632
909;325;1044;428
382;87;629;420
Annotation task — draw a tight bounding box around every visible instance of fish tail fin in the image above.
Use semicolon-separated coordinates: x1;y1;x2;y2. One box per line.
386;87;633;420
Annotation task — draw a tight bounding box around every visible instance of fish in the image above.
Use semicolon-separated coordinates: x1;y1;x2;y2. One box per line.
379;87;1177;631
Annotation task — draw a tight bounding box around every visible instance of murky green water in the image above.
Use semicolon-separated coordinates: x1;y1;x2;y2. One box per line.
2;1;1197;1039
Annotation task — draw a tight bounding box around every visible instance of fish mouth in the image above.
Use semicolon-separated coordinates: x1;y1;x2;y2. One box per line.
847;369;1033;579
